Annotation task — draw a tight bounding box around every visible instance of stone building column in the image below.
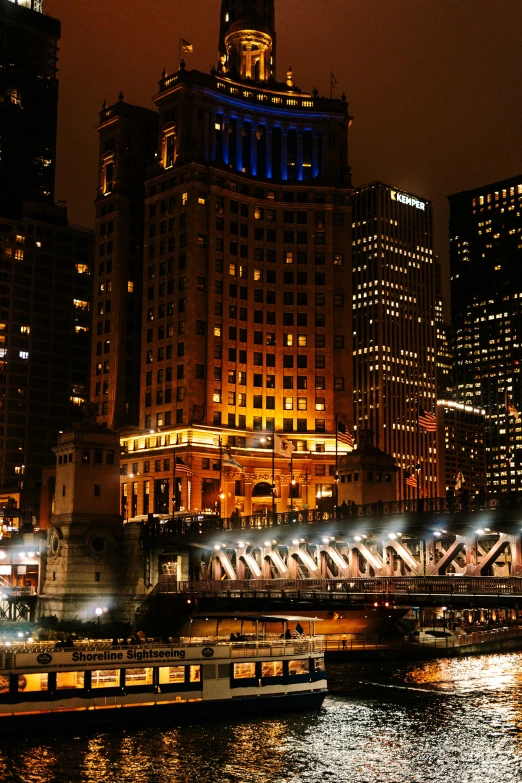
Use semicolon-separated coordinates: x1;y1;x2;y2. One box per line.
312;132;320;178
244;474;255;516
222;116;230;165
321;131;329;179
209;110;216;160
203;109;210;161
296;130;304;181
250;125;258;176
236;120;243;172
281;127;288;180
265;125;273;178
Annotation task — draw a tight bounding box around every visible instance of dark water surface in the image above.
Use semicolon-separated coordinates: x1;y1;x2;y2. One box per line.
2;653;522;783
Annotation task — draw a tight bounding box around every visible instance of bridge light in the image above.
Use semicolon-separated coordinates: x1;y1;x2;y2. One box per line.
484;528;491;532
475;529;485;535
354;536;362;542
388;533;397;540
292;539;299;545
187;599;192;604
237;541;244;546
272;540;277;544
0;551;5;560
214;545;221;550
300;538;305;543
264;541;271;547
362;535;368;539
384;602;390;607
434;531;441;537
374;602;379;607
322;537;329;543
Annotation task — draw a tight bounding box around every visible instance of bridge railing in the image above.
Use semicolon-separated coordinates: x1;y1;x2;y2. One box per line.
147;493;522;537
160;576;522;597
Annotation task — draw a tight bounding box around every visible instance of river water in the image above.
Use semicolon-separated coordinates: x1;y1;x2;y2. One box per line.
2;652;522;783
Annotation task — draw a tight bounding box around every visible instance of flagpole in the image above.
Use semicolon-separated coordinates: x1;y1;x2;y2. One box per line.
335;414;339;513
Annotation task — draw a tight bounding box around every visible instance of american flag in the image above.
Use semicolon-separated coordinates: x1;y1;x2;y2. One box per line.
406;472;418;487
175;457;194;475
419;409;437;432
337;421;354;448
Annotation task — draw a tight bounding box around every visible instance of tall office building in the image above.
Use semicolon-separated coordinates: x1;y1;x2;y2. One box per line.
0;0;60;218
436;399;486;496
93;0;354;519
450;176;522;492
0;1;93;517
352;183;437;499
434;259;453;398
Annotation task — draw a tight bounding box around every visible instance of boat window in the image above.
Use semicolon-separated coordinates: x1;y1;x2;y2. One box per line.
125;668;154;686
314;658;326;673
18;673;48;693
288;660;309;676
189;666;201;683
261;661;283;677
159;666;185;684
91;669;120;688
233;662;256;679
56;671;85;690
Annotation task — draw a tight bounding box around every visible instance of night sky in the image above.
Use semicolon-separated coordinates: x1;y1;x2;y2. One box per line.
46;0;522;312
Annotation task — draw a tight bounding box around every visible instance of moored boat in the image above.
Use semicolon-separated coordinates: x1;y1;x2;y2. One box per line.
0;614;327;728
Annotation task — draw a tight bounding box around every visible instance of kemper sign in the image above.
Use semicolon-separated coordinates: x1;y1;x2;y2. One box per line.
390;190;426;211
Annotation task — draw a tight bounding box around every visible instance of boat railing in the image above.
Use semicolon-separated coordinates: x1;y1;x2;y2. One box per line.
0;635;325;663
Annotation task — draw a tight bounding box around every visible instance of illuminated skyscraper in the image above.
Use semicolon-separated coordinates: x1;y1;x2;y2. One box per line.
92;0;354;519
450;176;522;493
0;0;59;218
352;183;437;499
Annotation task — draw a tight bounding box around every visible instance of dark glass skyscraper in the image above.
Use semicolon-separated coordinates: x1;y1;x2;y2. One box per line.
450;175;522;493
0;0;60;218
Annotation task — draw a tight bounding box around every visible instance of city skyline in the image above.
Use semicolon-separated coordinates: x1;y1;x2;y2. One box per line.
46;0;522;312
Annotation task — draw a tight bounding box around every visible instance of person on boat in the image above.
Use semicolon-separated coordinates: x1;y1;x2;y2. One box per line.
284;629;292;640
341;634;347;649
230;633;237;641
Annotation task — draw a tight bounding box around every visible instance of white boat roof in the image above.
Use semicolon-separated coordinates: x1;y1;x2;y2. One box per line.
191;613;322;622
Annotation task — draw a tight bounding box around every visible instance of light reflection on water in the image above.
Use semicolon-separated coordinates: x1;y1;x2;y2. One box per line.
2;653;522;782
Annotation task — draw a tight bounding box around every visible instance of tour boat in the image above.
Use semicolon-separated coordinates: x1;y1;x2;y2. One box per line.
0;614;327;728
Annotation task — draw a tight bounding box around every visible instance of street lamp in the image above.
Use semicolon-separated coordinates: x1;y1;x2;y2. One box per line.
95;607;103;626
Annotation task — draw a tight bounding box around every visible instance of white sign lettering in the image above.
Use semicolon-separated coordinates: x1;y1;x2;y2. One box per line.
390;190;426;211
12;646;225;670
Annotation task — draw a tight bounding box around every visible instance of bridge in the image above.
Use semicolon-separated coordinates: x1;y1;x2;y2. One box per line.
145;494;522;583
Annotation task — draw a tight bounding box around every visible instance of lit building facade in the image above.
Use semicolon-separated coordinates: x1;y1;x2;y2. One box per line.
352;183;437;499
91;0;354;518
436;399;486;496
450;176;522;492
434;259;453;398
0;0;59;218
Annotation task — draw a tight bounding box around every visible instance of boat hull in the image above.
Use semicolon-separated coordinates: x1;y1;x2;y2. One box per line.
0;690;327;731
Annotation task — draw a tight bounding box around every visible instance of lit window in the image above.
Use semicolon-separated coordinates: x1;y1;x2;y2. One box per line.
233;663;256;679
284;334;294;347
164;132;176;168
285;251;294;264
103;160;114;195
315;398;326;411
15;249;24;260
284;397;294;410
213;390;222;404
198;193;207;205
20;326;30;334
36;241;42;248
297;398;307;410
128;281;134;293
214;325;222;337
182;192;188;206
74;299;90;311
75;263;89;274
298;334;307;347
19;351;29;360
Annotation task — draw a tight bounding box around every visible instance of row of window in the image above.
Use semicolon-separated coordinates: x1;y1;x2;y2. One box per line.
145;292;344;320
146;371;344;391
141;411;331;432
145;350;339;371
123;459;339;477
211;392;328;411
4;658;324;697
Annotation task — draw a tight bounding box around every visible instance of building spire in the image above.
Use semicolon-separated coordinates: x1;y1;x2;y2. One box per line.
219;0;276;81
